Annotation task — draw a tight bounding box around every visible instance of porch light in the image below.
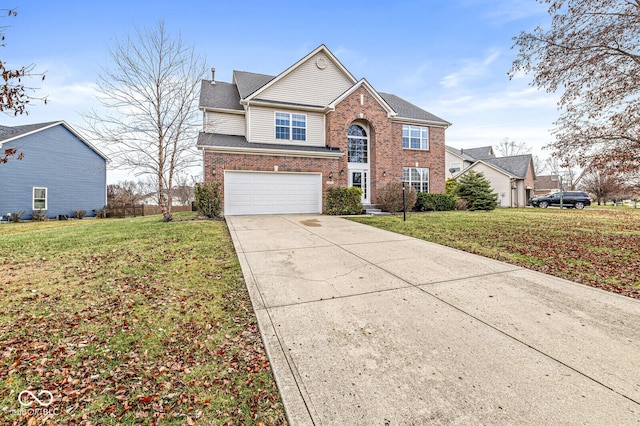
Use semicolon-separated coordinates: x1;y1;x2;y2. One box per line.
211;167;216;175
383;171;386;177
339;169;344;176
329;172;334;179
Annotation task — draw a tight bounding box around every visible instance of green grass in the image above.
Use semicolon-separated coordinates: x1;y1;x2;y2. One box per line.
0;213;286;425
350;208;640;296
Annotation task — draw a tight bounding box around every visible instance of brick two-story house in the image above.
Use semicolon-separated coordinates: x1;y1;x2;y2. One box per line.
197;45;450;215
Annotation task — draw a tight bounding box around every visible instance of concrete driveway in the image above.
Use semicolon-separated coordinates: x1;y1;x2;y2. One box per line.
226;214;640;425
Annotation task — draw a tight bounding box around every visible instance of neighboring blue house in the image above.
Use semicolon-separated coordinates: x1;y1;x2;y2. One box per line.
0;121;107;220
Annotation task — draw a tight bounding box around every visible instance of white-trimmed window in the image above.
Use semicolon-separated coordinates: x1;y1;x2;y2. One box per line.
449;162;461;173
33;187;47;210
347;124;368;163
402;125;429;150
403;167;430;192
275;112;306;141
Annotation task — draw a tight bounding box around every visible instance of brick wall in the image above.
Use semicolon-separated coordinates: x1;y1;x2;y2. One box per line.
203;85;447;208
326;85;447;202
203;151;345;210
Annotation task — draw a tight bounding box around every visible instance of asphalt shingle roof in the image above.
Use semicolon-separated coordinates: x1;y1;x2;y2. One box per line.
483;154;533;179
446;145;477;162
197;133;343;154
378;92;450;125
199;70;449;126
0;122;59;143
233;71;275;99
199;80;243;111
463;146;495;160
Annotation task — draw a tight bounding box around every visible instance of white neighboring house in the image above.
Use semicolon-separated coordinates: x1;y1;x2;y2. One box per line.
446;146;536;207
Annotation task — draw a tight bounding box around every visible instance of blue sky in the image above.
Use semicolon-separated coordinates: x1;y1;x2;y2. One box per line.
2;0;558;181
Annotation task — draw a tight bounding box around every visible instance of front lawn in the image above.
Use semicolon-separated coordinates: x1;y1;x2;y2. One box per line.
0;214;286;425
351;208;640;298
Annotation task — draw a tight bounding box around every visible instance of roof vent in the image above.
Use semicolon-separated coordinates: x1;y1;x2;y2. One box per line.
211;68;215;84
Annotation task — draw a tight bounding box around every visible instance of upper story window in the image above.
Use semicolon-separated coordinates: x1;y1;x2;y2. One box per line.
275;112;306;141
347;124;368;163
402;125;429;150
33;187;47;210
449;162;461;174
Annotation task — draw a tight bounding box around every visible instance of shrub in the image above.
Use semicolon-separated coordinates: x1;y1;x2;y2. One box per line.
445;178;458;198
73;209;87;219
325;187;363;215
31;210;47;221
93;208;106;218
414;193;456;211
194;182;222;218
9;211;25;223
377;181;417;213
456;170;498;211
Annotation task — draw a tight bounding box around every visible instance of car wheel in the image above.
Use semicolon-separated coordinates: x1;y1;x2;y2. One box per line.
539;201;549;208
575;202;585;210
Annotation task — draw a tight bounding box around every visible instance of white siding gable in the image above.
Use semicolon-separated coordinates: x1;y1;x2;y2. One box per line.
205;111;245;136
248;106;325;146
257;52;354;106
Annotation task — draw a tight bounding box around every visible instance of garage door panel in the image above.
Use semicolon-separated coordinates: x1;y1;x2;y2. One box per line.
224;171;322;215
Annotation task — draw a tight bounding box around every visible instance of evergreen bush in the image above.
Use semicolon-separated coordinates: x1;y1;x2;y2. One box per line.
456;170;498;211
194;182;222;218
325;187;363;215
414;193;456;211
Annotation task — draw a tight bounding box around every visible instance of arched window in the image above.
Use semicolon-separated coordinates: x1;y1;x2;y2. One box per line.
347;124;368;163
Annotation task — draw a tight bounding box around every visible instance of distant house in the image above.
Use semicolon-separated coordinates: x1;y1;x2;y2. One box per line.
0;121;107;220
446;145;536;207
533;175;561;196
197;44;450;215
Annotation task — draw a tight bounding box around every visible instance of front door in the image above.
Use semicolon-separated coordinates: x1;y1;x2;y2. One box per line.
349;169;369;204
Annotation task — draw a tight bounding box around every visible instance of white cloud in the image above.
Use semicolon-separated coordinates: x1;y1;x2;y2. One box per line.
47;82;98;107
440;49;501;88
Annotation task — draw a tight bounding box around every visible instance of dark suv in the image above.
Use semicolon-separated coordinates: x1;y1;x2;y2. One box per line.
530;191;592;209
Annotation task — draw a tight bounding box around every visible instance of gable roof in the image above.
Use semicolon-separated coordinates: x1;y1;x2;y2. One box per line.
483;154;534;179
464;160;517;179
199;45;450;126
463;146;495;160
245;44;357;102
0;121;59;142
446;145;478;162
379;93;450;126
0;121;108;160
199;80;243;111
328;79;396;117
233;71;275;100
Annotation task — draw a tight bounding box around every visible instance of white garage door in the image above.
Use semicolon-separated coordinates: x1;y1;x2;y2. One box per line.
224;171;322;215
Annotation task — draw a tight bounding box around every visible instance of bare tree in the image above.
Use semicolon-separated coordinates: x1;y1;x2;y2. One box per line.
1;8;47;163
84;21;206;221
136;177;157;205
495;138;531;157
510;0;640;173
579;168;626;205
107;181;142;206
173;172;194;206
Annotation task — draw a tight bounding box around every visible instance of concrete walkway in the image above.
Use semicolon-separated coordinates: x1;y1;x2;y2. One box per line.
226;214;640;425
